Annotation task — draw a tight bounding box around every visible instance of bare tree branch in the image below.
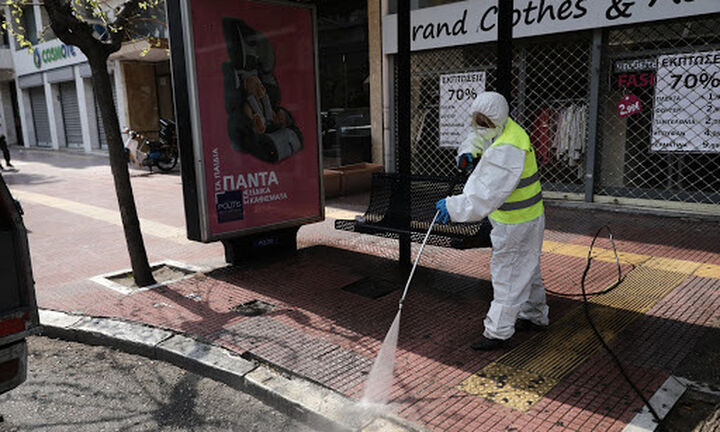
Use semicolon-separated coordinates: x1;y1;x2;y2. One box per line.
106;0;141;54
43;0;99;54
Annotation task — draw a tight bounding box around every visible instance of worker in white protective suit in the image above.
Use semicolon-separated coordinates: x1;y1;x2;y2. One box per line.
435;91;548;351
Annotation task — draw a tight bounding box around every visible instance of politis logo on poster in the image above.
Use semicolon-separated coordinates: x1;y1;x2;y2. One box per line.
211;147;288;224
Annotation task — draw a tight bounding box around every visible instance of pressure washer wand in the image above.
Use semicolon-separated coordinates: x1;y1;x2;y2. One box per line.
398;209;440;311
397;170;464;311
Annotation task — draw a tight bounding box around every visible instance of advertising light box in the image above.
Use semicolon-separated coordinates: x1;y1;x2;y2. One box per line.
168;0;323;242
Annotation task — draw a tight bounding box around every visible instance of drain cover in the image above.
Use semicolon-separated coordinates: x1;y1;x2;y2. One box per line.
231;300;276;316
341;277;398;299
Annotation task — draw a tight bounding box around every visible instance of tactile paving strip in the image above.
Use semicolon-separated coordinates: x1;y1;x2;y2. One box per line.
459;264;691;411
458;363;559;410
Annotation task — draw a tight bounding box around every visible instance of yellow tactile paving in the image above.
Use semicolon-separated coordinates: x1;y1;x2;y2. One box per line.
593;249;650;267
458;266;690;411
543;240;650;267
11;189;189;244
544;241;716;279
542;241;590;259
643;256;702;275
695;264;720;279
458;363;558;411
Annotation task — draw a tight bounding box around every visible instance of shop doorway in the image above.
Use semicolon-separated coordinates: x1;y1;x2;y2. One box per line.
59;81;83;148
29;86;51;147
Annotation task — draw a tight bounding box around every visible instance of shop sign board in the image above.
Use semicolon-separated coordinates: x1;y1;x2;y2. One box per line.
614;72;655;90
438;71;485;148
614;58;657;74
13;39;87;76
651;50;720;153
383;0;720;54
612;58;656;90
167;0;322;242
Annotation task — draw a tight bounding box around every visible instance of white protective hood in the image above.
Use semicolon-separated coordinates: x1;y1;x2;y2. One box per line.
471;91;510;140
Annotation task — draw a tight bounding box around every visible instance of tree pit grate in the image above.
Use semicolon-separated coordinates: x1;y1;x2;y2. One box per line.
341;277;399;299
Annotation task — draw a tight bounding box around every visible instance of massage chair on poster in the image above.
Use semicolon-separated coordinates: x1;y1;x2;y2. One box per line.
222;17;303;164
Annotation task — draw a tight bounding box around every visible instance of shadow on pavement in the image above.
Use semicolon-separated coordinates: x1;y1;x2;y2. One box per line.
145;244;720;428
1;170;59;187
13;147;109;169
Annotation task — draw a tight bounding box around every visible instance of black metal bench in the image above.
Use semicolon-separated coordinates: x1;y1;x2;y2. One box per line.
334;173;492;249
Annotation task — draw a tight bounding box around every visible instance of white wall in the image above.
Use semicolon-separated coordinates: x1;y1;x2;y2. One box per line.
43;74;61;149
6;4;139;153
17;84;34;148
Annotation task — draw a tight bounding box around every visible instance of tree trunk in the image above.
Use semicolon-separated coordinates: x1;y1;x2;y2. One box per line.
89;55;156;287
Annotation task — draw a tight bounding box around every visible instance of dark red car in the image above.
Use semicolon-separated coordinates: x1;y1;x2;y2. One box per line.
0;174;39;395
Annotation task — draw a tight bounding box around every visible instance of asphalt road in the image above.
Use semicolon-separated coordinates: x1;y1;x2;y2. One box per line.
0;336;317;432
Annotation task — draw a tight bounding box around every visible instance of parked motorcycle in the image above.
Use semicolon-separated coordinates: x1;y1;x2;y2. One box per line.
124;119;178;172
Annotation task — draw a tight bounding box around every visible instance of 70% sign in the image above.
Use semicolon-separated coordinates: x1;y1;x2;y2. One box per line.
446;88;478;101
670;72;720;90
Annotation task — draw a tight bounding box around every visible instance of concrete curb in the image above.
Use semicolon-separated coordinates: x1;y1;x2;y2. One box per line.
38;309;426;432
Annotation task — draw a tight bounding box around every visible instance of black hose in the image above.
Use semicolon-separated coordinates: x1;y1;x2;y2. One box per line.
547;225;665;430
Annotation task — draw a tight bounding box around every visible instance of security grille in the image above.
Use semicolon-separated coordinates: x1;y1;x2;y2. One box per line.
520;34;592;194
395;13;720;210
59;81;83;148
29;86;51;147
399;32;592;195
596;14;720;205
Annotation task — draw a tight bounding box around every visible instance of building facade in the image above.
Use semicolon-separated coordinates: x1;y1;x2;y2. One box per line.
1;3;173;153
377;1;720;216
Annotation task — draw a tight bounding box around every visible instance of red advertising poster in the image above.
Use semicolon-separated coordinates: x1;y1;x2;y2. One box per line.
188;0;321;240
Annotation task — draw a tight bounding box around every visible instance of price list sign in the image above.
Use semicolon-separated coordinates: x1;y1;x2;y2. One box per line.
651;51;720;153
438;72;485;148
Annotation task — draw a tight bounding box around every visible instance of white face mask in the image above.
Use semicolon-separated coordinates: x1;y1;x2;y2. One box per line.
475;126;499;141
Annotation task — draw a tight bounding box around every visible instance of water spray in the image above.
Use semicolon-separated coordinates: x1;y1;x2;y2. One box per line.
360;209;441;406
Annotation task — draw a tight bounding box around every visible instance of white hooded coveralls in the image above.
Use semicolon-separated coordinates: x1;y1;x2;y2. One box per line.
445;92;549;340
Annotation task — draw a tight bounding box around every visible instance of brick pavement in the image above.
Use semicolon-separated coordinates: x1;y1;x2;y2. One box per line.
5;148;720;431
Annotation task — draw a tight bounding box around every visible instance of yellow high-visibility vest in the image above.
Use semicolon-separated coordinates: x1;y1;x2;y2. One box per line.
482;118;544;224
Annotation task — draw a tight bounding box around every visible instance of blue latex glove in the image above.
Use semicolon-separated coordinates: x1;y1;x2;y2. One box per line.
457;153;475;171
435;198;451;225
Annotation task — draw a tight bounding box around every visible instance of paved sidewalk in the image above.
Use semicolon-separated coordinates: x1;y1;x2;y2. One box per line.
5;148;720;431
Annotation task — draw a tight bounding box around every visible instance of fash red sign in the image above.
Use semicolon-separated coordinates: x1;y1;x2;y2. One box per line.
168;0;322;242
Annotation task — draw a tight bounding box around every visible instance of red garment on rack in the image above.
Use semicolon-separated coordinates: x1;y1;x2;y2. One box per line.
531;108;556;165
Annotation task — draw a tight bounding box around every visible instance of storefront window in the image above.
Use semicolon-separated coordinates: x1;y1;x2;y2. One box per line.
597;15;720;205
311;0;371;168
39;6;55;41
1;14;9;47
402;32;592;192
22;6;37;46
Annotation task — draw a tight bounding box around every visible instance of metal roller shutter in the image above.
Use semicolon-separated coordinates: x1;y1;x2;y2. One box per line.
29;86;51;147
59;82;83;148
95;76;117;149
